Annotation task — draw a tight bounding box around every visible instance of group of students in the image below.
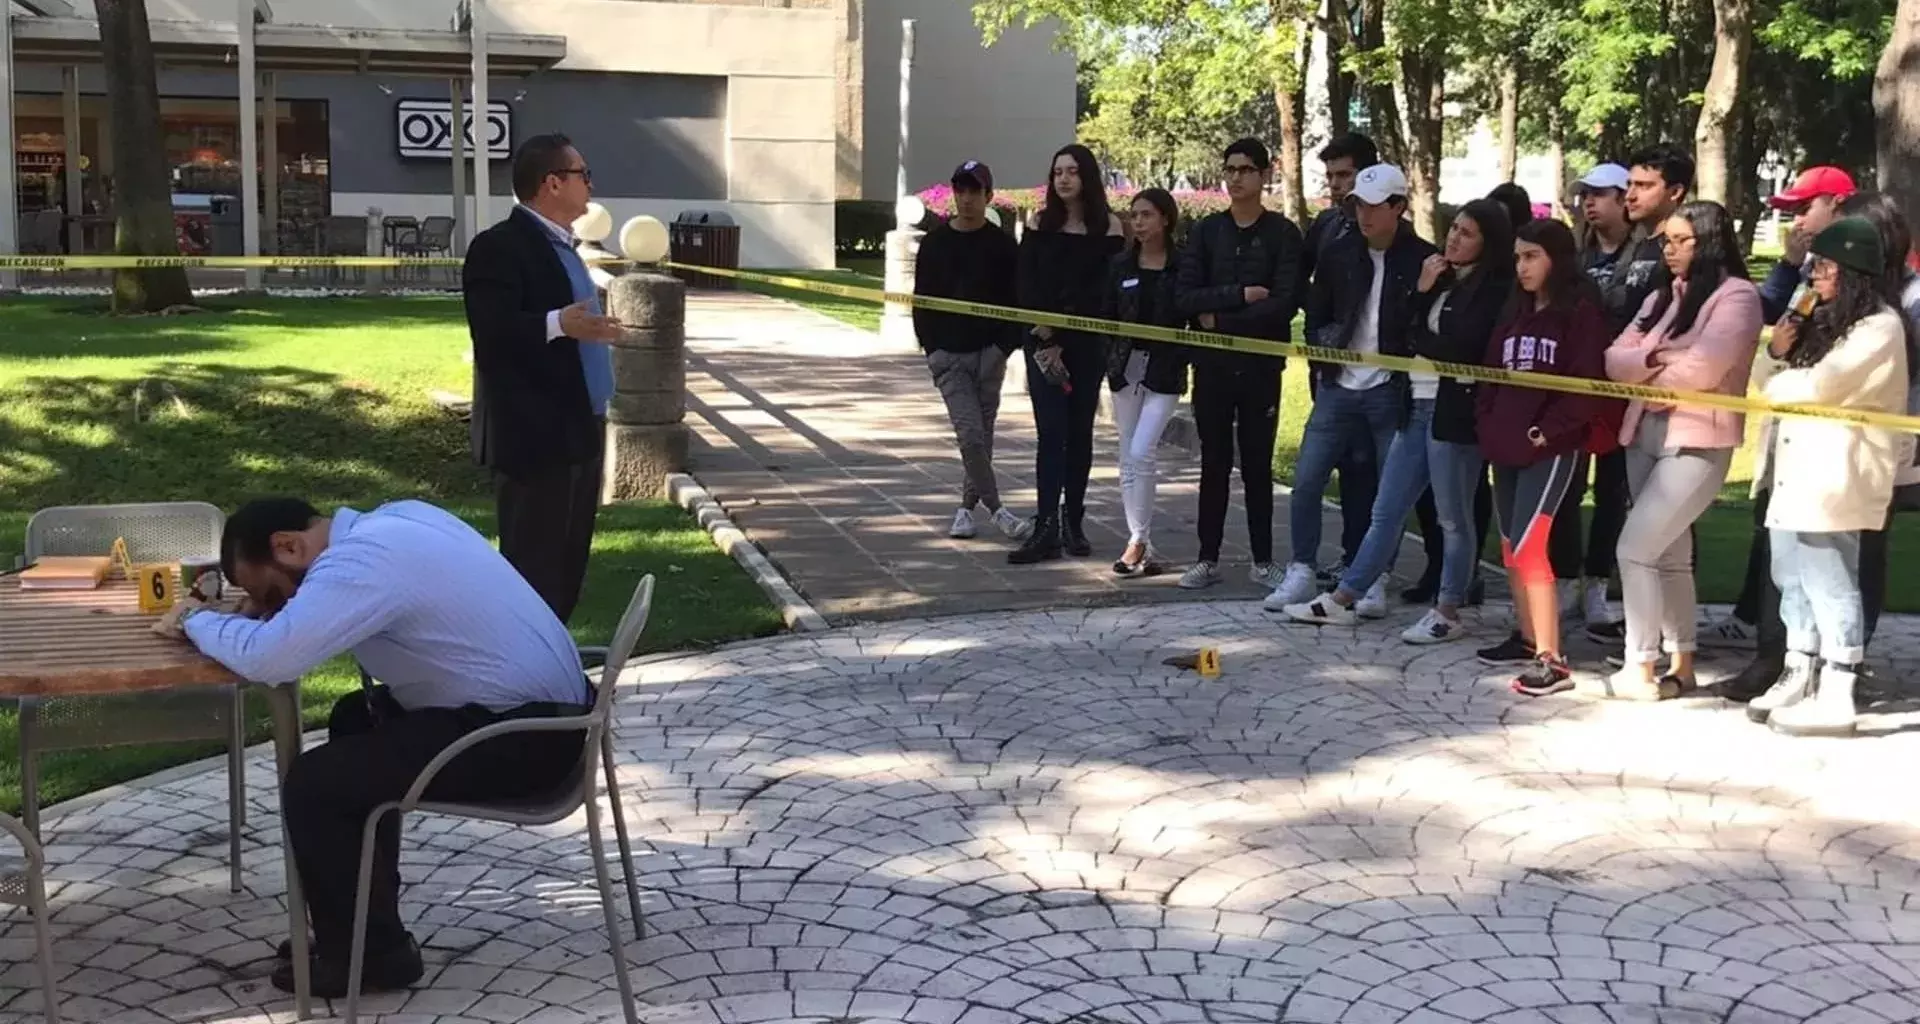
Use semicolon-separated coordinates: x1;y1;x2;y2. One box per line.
911;136;1918;739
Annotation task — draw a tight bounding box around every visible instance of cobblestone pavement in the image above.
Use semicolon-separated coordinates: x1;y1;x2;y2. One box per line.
7;601;1920;1024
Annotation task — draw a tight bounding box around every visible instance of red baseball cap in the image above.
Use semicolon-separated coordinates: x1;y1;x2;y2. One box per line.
1768;166;1856;210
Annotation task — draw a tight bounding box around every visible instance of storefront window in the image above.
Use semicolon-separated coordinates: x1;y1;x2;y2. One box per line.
14;93;329;254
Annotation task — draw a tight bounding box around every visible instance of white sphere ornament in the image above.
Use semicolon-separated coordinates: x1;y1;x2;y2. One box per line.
618;215;670;264
572;202;613;244
895;194;926;229
985;207;1002;229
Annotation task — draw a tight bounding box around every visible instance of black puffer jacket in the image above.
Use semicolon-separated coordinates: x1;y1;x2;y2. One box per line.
1174;209;1303;376
1407;266;1513;445
1102;247;1188;395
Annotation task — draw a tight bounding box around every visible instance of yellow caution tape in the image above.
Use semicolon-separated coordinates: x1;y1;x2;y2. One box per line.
8;251;1916;433
664;261;1920;434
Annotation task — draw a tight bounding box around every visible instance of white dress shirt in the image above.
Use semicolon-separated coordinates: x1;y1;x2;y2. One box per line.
184;501;588;711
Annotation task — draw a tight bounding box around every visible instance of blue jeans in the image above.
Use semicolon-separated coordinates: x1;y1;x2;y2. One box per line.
1290;382;1402;566
1338;400;1485;607
1770;529;1865;665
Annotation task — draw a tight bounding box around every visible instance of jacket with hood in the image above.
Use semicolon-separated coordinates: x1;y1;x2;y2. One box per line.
1476;298;1609;467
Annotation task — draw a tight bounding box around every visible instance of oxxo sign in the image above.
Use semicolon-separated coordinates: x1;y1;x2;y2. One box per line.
396;98;512;160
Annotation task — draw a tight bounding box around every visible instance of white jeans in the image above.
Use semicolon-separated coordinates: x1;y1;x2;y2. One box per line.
1112;384;1179;545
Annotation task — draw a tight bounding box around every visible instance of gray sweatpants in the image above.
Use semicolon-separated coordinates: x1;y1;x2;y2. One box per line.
928;347;1009;511
1617;412;1734;665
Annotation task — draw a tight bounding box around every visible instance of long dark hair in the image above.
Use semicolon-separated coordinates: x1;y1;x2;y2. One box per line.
1837;193;1918;381
1127;188;1179;255
1448;199;1515;306
1636;201;1748;336
1037;143;1111;233
1513;218;1596;313
1792;262;1884;369
1486;183;1534;230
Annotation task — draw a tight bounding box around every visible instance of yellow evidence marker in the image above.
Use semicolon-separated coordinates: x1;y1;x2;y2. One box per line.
136;563;178;614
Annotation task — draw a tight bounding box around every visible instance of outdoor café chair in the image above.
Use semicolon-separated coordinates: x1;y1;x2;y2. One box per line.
0;811;61;1023
343;575;654;1024
19;502;250;895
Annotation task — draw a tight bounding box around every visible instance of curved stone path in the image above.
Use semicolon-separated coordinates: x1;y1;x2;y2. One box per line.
8;602;1920;1024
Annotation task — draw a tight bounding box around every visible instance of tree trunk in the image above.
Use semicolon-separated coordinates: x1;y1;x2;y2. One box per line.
94;0;192;311
1730;96;1761;256
1400;49;1445;241
1547;104;1567;218
1693;0;1752;205
1497;61;1520;183
1358;0;1406;163
1276;82;1307;224
1875;0;1920;241
1325;0;1354;135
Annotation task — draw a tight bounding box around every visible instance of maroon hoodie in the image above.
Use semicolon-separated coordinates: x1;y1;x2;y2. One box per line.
1476;298;1608;467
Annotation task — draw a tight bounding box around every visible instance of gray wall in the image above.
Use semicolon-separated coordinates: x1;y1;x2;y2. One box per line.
859;0;1075;200
15;65;729;201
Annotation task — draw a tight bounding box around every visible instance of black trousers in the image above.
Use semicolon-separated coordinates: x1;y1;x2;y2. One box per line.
1194;366;1281;565
283;688;586;960
495;427;604;624
1027;343;1104;526
1548;449;1630;581
1734;489;1891;665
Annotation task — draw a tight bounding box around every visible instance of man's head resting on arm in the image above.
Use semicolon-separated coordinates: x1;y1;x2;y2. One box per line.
221;497;332;615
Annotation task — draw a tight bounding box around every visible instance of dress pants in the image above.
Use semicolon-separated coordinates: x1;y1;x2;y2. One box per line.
495;424;604;624
283;688;587;961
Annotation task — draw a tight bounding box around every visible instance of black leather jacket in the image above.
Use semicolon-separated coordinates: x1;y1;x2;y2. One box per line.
1304;221;1438;390
1102;247;1189;395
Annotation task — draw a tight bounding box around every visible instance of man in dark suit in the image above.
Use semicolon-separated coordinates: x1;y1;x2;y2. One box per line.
462;133;622;623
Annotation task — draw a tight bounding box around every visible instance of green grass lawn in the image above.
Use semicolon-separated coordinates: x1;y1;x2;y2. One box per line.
0;294;783;814
796;255;1920;611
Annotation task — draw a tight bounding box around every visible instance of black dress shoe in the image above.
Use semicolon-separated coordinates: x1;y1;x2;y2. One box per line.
1008;519;1062;565
1719;656;1785;704
1062;519;1092;557
272;935;424;998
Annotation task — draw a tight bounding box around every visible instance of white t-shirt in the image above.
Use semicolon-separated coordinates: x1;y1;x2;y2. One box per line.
1411;287;1445;400
1340;248;1391;390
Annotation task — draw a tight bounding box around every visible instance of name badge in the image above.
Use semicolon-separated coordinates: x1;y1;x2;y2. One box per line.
1121;278;1140;289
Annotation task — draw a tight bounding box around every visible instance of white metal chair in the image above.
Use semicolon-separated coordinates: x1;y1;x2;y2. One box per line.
18;503;249;894
0;812;62;1022
344;576;653;1024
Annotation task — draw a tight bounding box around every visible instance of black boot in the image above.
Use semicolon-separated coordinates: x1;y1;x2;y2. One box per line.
1062;516;1092;557
1400;564;1441;605
1720;652;1786;704
1009;518;1062;565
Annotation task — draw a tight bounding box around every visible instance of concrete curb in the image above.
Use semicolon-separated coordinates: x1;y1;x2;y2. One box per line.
667;471;832;633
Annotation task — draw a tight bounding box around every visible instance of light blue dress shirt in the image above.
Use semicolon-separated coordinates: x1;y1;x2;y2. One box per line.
523;205;614;417
184;501;589;711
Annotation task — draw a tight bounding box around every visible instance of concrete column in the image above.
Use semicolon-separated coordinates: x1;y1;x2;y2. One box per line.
62;66;80;253
449;78;467;255
261;71;277;255
0;9;16;288
879;226;922;349
602;272;689;501
469;0;490;230
237;0;260;291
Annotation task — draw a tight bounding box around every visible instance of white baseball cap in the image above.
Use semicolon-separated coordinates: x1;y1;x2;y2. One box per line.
1576;163;1630;193
1351;163;1409;206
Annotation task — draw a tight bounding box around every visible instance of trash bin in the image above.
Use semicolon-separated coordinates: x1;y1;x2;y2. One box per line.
208;195;243;256
668;210;741;290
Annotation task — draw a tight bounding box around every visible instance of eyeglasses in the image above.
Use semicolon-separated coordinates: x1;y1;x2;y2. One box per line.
552;167;593;185
1222;164;1263;178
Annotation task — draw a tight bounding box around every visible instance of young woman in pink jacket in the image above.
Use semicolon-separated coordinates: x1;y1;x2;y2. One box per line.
1601;201;1763;700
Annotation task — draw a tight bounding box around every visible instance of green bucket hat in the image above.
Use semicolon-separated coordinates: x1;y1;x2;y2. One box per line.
1810;216;1884;276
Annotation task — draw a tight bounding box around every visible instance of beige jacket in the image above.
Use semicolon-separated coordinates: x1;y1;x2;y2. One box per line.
1751;307;1909;532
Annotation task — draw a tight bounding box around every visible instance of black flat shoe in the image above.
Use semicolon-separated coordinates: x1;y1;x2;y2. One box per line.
271;935;423;999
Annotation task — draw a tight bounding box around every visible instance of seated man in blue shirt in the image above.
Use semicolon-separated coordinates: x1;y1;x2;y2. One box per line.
157;497;593;997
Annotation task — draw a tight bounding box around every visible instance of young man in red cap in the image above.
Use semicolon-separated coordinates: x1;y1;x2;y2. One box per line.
1756;165;1857;322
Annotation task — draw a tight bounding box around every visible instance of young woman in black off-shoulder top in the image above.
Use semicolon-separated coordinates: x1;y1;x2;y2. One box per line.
1009;143;1127;564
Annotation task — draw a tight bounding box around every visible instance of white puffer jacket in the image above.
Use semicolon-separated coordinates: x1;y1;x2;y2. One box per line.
1751;307;1909;533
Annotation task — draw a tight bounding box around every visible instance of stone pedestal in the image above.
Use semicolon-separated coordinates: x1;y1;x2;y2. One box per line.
880;226;923;350
603;271;690;501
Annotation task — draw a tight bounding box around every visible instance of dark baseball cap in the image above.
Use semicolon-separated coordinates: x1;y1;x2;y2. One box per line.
951;160;993;191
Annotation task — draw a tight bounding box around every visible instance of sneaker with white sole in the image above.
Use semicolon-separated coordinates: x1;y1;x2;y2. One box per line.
1581;578;1619;629
1265;562;1318;609
1356;579;1389;619
991;507;1034;541
1402;608;1463;645
949;508;978;539
1556;578;1581;621
1249;562;1286;589
1699;613;1758;648
1178;561;1222;590
1283;595;1359;626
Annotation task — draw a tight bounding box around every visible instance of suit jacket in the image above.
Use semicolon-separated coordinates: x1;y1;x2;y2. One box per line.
463;206;601;479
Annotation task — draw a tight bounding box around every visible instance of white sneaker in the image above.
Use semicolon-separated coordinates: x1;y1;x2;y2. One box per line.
1402;608;1463;645
1356;579;1389;619
1582;578;1617;627
1747;651;1816;724
1264;562;1318;609
1179;562;1222;590
949;508;977;539
1283;595;1359;626
1249;562;1285;589
992;507;1034;540
1700;613;1758;649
